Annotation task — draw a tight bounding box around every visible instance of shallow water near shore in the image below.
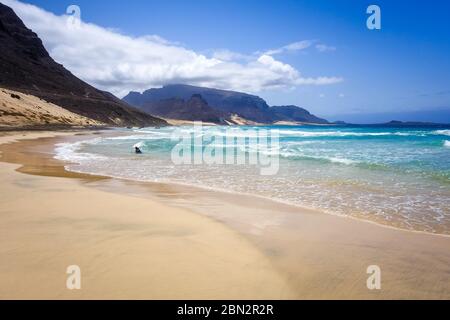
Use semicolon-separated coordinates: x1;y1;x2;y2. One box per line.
2;131;450;299
54;125;450;235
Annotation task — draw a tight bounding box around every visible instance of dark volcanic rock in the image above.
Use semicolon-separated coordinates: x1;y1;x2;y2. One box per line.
269;105;329;124
124;84;328;124
124;84;274;123
144;94;230;124
0;3;167;127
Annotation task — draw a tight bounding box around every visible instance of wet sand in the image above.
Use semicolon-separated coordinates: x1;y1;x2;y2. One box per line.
0;131;449;299
0;131;294;299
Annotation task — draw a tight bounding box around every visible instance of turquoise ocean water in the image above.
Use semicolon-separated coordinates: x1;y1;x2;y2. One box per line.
55;125;450;235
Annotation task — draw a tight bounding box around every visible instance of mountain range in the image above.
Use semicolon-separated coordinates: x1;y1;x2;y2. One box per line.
123;84;329;125
0;3;166;128
0;2;327;129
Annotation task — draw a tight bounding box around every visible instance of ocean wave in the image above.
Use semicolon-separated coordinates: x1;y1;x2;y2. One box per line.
120;127;441;140
54;139;107;163
322;157;358;165
275;130;428;137
133;141;145;148
435;130;450;136
188;129;411;139
279;151;358;165
53;127;450;235
106;134;168;140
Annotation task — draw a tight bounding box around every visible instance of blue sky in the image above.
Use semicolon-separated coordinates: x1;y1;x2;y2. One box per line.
9;0;450;123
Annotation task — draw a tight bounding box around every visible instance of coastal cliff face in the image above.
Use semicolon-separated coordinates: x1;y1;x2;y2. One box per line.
269;105;329;124
124;84;273;123
123;84;329;125
145;94;230;124
0;3;167;127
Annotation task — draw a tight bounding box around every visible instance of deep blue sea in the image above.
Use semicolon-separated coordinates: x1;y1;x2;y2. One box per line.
55;125;450;235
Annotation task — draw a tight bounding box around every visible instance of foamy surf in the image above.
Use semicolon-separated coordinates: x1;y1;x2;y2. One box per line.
133;141;145;148
435;129;450;136
54;139;107;162
54;125;450;235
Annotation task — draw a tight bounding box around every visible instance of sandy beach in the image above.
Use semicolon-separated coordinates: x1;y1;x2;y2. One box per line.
0;131;449;299
0;131;295;299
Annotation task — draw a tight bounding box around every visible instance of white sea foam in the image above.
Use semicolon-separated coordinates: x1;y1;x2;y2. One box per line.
276;149;358;164
133;141;145;148
435;130;450;136
299;154;358;165
119;128;434;140
53;126;450;235
54;138;106;163
324;157;358;165
106;134;167;140
275;130;426;137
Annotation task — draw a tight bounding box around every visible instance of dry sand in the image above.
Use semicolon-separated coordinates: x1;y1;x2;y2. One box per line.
0;131;449;299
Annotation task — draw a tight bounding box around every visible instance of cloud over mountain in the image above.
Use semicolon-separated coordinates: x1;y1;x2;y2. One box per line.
4;0;343;97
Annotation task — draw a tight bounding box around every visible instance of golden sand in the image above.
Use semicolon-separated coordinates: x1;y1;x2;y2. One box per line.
0;88;104;127
0;131;449;299
0;131;294;299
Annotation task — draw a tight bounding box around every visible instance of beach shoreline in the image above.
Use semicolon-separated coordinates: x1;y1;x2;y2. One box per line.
1;131;450;299
0;130;296;299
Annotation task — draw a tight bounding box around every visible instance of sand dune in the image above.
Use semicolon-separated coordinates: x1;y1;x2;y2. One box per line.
0;88;105;128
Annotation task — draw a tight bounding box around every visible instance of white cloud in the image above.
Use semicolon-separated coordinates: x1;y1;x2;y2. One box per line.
4;0;343;97
339;93;345;98
263;40;314;55
263;40;337;55
211;49;251;62
316;44;336;52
